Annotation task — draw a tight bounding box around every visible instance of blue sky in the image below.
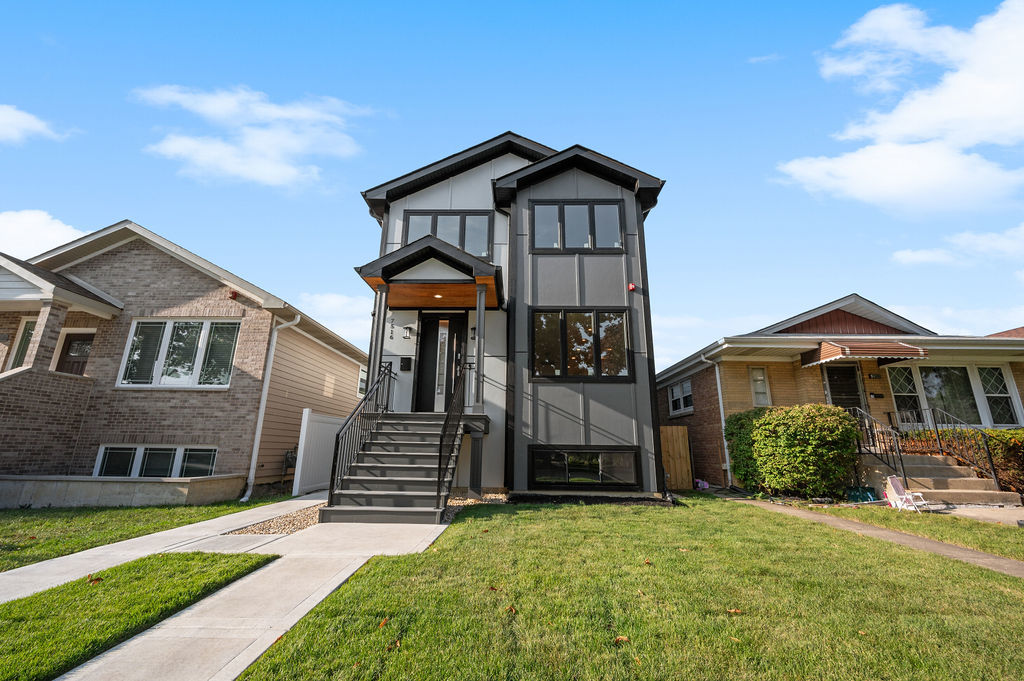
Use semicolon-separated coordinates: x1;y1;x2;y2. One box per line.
2;1;1022;369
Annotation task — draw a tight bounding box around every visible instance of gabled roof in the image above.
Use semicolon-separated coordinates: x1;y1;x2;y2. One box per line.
0;251;122;318
752;294;935;336
361;132;556;222
28;220;368;363
990;326;1024;338
356;235;499;281
493;145;665;213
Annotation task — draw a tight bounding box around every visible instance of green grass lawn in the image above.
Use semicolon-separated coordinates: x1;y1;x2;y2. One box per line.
0;551;275;681
242;495;1024;681
809;504;1024;562
0;495;288;572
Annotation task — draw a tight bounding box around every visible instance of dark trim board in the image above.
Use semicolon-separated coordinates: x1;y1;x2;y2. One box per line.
503;201;518;490
635;202;666;495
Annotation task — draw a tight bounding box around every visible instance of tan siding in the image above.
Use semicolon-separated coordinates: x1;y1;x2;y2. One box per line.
254;328;364;484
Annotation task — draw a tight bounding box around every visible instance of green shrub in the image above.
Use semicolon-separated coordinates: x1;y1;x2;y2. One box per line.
751;403;859;497
983;428;1024;493
724;407;771;489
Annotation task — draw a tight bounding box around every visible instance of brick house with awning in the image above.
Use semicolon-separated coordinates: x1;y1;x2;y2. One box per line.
655;294;1024;489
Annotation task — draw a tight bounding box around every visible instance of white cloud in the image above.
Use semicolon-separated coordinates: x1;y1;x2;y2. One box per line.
0;104;61;144
747;54;782;64
296;292;373;352
781;1;1024;212
135;85;371;186
891;247;955;264
0;210;86;258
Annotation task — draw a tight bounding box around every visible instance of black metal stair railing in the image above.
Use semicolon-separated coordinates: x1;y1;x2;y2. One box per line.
327;361;396;502
847;406;909;487
435;364;468;509
926;408;1001;490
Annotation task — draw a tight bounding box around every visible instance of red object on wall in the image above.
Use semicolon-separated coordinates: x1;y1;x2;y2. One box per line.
628;283;636;292
229;290;238;300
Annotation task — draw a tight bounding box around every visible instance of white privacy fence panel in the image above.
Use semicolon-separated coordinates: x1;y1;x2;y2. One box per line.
292;408;347;496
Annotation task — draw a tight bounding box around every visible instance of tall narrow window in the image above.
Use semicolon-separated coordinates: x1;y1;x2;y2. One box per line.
532;312;562;377
750;368;771;407
160;322;203;385
122;322;167;384
463;215;490;258
593;204;623;249
199;322;241;385
979;367;1018;425
566;311;595;376
533;205;559;249
563;204;590;249
6;319;36;370
887;366;922;417
598;312;628;377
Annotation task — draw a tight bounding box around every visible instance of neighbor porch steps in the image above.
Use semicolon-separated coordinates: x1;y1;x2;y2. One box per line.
860;453;1022;507
319;413;453;524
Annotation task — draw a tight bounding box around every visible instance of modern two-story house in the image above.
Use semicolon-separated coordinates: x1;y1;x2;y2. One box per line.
322;132;666;522
0;221;367;508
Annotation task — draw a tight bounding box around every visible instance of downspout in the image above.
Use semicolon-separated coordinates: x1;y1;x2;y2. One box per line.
701;353;733;487
241;313;301;501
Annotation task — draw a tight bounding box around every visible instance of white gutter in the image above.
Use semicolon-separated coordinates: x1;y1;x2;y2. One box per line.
701;353;732;488
241;314;301;501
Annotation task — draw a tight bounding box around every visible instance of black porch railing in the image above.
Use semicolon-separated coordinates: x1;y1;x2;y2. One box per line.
888;407;1001;490
435;364;468;509
327;362;396;501
847;406;908;487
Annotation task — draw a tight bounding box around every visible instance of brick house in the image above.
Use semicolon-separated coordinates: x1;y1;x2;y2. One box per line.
655;294;1024;490
0;220;367;507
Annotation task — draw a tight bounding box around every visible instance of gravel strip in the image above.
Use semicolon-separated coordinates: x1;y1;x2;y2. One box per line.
228;503;326;535
442;492;508;523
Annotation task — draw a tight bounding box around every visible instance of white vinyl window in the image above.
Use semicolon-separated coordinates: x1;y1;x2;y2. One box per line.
750;367;772;407
94;445;217;477
118;319;241;388
357;367;368;396
668;379;693;416
5;317;36;371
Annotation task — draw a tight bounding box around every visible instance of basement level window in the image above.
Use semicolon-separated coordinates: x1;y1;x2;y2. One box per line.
529;446;640;490
118;319;241;388
94;445;217;478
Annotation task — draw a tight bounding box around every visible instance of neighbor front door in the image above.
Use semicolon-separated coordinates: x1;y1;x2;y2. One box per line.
824;364;866;411
414;314;466;412
56;333;94;376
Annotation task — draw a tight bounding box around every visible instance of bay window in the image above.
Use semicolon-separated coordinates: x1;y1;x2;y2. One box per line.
119;319;241;388
94;445;218;477
886;364;1021;426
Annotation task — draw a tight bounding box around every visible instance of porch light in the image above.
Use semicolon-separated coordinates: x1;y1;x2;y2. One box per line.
433;294;443;299
403;326;413;340
470;326;476;340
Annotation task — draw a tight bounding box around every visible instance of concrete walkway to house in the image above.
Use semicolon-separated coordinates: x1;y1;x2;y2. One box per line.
59;521;446;681
0;492;328;604
732;497;1024;579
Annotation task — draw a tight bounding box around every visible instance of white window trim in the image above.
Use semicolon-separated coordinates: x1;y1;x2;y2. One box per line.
886;362;1024;428
48;327;97;373
668;378;693;416
115;317;241;390
4;316;37;371
357;366;368;397
749;366;772;407
93;444;218;478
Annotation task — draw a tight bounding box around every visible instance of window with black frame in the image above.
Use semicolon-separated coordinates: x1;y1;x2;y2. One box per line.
531;201;624;252
403;211;492;259
530;447;639;489
531;308;631;380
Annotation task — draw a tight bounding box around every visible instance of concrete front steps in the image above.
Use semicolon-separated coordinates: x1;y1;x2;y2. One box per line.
319;413;452;524
861;453;1022;507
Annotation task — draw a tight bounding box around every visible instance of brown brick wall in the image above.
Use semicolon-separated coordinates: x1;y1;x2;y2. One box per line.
0;311;27;369
657;365;727;486
0;238;274;477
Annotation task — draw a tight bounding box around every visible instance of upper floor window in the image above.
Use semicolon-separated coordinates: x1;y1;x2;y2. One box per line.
531;308;631;381
119;319;241;388
531;200;625;253
403;211;492;259
668;379;693;416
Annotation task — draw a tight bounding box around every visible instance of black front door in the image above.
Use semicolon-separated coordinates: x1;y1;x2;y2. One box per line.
56;333;94;376
414;314;466;412
824;364;866;410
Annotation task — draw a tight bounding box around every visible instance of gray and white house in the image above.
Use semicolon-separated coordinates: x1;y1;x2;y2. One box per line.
323;132;666;522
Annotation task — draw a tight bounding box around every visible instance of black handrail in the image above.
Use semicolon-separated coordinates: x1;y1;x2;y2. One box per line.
435;364;468;509
327;361;395;502
887;407;1001;490
847;406;909;487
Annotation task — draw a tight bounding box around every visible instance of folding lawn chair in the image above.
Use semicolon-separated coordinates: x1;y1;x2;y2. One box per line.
884;475;927;513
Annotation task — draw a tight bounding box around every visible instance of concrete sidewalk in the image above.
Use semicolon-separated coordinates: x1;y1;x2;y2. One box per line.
60;522;447;681
0;492;327;604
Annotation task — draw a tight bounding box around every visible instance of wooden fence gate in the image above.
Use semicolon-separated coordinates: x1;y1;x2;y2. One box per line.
660;426;693;491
